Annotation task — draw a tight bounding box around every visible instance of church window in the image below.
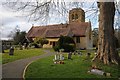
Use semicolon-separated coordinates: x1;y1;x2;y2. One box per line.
50;41;52;45
75;14;78;19
72;14;74;20
76;37;80;43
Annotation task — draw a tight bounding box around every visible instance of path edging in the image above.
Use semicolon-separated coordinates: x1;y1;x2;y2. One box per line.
22;60;34;79
22;50;55;79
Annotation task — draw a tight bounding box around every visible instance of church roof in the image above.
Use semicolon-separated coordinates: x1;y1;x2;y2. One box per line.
69;22;90;36
26;22;90;38
45;28;70;38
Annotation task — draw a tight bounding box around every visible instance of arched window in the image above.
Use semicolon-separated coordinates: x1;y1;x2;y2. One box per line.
72;14;74;20
75;14;78;19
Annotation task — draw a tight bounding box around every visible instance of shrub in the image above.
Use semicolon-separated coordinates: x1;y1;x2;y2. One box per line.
34;38;48;47
53;46;59;52
53;36;75;52
40;39;49;46
31;42;40;48
62;44;75;52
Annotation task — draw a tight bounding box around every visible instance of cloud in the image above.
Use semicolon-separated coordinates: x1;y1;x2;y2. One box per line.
0;3;33;39
1;20;32;38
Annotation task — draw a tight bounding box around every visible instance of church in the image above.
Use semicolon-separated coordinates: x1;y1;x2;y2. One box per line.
26;8;93;49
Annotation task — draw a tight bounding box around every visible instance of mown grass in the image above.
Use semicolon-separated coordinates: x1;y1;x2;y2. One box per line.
25;50;120;79
2;48;45;64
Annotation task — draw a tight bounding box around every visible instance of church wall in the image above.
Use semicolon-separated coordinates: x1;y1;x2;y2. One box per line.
73;37;86;49
69;8;85;23
43;38;59;48
85;24;93;49
80;37;87;49
28;8;93;50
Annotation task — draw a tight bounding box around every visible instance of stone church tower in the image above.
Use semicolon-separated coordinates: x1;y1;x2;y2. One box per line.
69;8;85;23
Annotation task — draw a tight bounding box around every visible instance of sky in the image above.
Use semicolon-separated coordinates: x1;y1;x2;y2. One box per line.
0;2;33;40
0;0;120;40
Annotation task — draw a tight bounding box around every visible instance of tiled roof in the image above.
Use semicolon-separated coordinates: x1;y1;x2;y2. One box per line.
69;22;90;36
26;27;47;38
45;28;69;38
26;22;90;38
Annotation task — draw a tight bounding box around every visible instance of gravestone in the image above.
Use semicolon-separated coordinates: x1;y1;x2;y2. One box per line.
68;52;72;59
77;50;82;56
54;52;60;61
24;43;27;49
2;45;4;53
73;50;77;55
9;47;14;55
59;49;64;61
88;69;105;76
87;53;91;59
54;54;57;61
60;54;64;60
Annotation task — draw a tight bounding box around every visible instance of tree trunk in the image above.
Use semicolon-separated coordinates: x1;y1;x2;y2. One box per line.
94;2;120;65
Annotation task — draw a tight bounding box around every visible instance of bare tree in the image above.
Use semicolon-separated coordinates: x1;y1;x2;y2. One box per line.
2;1;99;24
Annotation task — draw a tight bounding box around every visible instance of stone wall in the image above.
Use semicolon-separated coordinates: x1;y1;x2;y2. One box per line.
69;8;85;23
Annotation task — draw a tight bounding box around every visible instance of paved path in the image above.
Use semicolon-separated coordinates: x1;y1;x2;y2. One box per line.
2;50;55;79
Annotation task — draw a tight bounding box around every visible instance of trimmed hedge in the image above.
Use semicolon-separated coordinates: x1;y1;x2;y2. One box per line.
53;36;75;52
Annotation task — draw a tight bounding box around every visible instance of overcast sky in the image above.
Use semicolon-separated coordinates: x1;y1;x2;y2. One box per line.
0;0;120;40
0;1;39;40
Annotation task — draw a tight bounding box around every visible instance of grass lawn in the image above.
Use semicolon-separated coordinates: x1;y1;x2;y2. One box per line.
25;50;120;79
2;48;45;64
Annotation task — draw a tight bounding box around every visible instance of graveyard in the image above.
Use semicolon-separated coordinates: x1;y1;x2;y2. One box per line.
2;48;45;64
24;49;120;78
1;47;120;79
1;46;120;79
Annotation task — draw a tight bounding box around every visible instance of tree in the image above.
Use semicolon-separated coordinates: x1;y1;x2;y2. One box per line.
53;36;75;52
34;38;48;47
92;28;98;48
115;28;120;48
13;31;27;45
3;1;100;25
93;2;120;65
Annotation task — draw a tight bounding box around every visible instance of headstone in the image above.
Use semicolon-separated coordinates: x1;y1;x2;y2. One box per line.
2;45;4;53
59;49;64;60
88;69;105;75
73;50;77;55
24;43;26;49
59;49;64;52
78;51;82;56
22;45;25;50
87;53;91;59
9;46;14;55
57;52;60;60
60;54;64;60
54;54;58;61
54;52;60;61
88;68;111;77
68;52;72;59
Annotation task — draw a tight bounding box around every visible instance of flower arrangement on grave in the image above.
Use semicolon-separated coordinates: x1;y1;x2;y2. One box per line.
53;50;64;64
